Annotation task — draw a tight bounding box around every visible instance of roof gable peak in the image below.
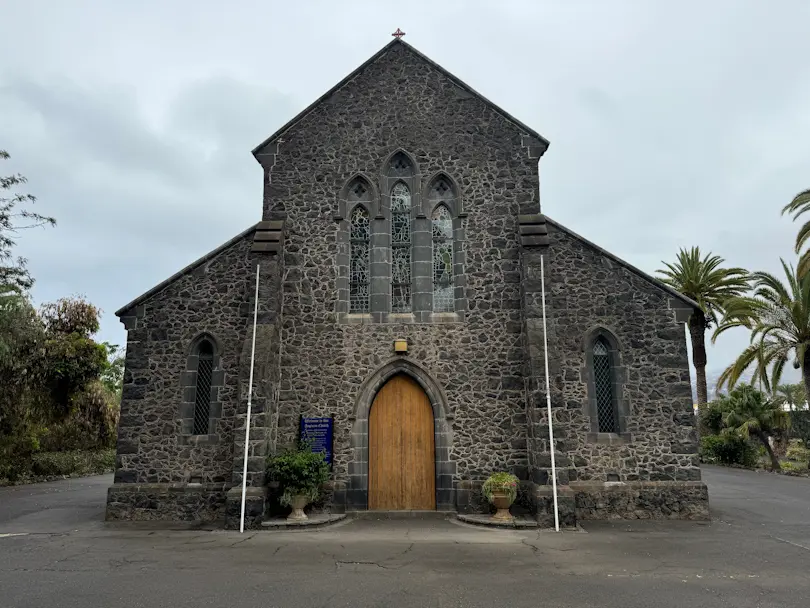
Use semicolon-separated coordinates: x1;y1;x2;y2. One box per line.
252;38;548;159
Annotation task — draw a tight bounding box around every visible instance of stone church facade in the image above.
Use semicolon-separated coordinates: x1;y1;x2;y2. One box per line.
106;39;708;527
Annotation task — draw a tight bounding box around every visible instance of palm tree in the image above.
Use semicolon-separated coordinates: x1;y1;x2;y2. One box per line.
657;248;749;406
714;260;810;401
773;383;807;411
781;188;810;276
719;385;790;471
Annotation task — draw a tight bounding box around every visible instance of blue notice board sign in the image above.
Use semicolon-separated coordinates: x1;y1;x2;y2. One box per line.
300;417;333;465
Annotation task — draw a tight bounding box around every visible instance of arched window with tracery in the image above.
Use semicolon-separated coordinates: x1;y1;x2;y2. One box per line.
391;182;412;312
432;205;454;312
350;205;370;313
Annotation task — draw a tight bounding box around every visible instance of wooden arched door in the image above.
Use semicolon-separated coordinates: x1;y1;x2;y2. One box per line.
368;374;436;510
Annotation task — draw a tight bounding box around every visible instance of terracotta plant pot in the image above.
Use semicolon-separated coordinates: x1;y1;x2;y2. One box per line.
490;491;514;522
287;494;309;521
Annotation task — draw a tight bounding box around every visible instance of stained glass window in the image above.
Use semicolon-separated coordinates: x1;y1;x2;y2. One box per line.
391;182;411;312
350;206;370;313
593;338;618;433
432;205;454;312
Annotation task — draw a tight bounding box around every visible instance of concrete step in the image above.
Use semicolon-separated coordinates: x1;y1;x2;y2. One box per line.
350;510;456;520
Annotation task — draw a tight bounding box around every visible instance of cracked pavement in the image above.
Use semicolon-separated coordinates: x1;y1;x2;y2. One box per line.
1;466;809;607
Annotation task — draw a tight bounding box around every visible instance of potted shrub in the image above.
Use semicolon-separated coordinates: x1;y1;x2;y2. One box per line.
267;442;330;521
482;472;519;521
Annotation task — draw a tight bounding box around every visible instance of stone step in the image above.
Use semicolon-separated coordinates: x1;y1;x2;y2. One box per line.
350;510;456;520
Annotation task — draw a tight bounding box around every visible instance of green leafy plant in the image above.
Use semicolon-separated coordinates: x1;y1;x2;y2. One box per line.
481;472;519;504
778;460;807;474
698;399;731;436
267;442;330;506
786;439;810;463
699;433;758;467
719;386;791;470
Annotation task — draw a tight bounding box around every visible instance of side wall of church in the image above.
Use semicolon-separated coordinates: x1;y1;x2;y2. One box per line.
107;235;255;521
258;43;544;495
534;224;700;485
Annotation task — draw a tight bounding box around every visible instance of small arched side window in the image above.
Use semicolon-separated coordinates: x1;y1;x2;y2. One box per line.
193;340;214;435
592;337;619;433
391;182;412;312
350;206;371;313
432;205;454;312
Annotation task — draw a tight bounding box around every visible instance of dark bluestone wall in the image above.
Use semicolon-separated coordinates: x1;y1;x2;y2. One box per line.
114;235;253;486
254;42;546;503
529;222;700;485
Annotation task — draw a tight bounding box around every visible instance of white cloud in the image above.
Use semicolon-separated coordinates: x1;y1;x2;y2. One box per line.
1;0;809;374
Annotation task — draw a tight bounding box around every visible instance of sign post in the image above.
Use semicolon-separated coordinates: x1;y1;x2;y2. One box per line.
239;264;261;534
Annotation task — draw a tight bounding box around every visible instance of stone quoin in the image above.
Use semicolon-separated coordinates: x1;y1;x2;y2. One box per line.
105;38;708;528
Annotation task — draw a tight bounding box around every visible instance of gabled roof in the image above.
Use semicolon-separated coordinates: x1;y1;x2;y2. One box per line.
251;38;550;158
115;223;259;317
545;217;699;310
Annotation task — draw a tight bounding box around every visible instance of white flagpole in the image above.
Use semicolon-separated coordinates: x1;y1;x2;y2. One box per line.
540;254;560;532
240;264;261;533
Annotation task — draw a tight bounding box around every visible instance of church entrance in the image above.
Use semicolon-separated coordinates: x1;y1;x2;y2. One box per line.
368;374;436;510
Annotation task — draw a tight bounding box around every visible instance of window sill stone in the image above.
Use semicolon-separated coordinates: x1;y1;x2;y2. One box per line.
586;432;632;445
336;311;465;325
178;434;220;446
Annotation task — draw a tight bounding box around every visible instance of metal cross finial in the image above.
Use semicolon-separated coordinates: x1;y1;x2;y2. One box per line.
392;28;405;39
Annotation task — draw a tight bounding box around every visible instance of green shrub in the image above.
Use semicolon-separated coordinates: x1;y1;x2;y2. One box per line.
267;443;330;506
786;439;810;462
779;461;807;473
30;449;115;478
700;433;758;467
698;401;727;436
481;472;519;504
0;424;42;482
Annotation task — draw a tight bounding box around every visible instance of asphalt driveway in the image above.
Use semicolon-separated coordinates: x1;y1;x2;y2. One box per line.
1;466;808;608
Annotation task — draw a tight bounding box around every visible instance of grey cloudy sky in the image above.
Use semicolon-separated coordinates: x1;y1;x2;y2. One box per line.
1;0;809;388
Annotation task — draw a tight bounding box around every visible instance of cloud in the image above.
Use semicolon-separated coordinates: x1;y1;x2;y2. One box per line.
0;0;809;378
0;70;297;345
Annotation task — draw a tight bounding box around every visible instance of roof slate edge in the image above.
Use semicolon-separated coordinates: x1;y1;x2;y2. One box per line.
544;216;699;311
115;223;259;317
251;39;550;158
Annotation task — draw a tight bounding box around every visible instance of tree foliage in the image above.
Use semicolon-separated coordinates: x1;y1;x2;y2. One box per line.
773;383;807;411
99;342;125;398
0;150;55;291
713;260;810;396
657;247;749;405
40;297;107;416
718;385;791;470
781;188;810;277
0;148;116;483
0;292;117;481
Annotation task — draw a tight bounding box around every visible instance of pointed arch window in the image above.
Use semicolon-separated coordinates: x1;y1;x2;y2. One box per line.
432;205;454;312
193;340;214;435
350;206;370;313
391;182;412;312
592;337;619;433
